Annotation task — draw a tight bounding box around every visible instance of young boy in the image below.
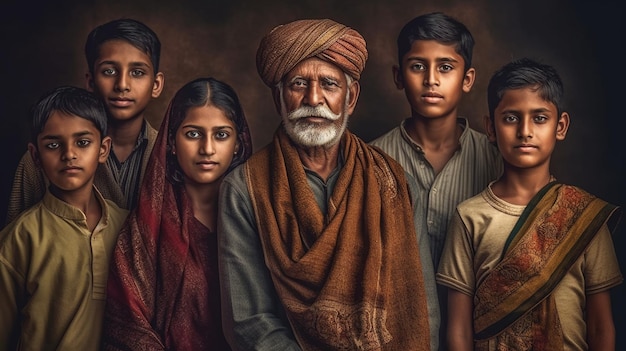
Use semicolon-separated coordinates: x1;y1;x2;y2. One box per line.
370;12;502;269
437;58;622;350
0;86;129;350
6;18;164;223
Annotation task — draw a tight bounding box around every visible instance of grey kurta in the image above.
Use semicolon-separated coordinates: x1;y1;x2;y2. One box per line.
217;159;440;351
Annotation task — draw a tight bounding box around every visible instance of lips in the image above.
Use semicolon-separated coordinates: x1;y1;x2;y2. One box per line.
515;144;538;152
421;92;444;103
60;166;82;173
109;97;134;108
422;92;443;98
196;160;218;170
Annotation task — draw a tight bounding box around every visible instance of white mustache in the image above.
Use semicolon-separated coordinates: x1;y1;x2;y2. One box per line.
287;105;341;122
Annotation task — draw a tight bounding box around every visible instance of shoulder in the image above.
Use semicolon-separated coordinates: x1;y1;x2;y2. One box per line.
145;120;159;137
456;190;489;213
369;126;402;147
14;149;44;180
222;163;252;200
104;199;129;223
460;126;501;160
0;202;45;243
462;126;493;146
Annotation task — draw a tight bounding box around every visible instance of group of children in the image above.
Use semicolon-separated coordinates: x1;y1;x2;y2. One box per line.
0;11;621;351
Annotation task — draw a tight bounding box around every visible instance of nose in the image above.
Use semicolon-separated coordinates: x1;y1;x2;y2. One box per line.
61;145;77;161
424;67;439;86
115;72;130;92
200;136;216;155
303;82;323;106
517;118;533;139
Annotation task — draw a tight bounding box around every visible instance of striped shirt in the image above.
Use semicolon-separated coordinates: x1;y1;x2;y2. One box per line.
370;118;502;268
106;121;148;210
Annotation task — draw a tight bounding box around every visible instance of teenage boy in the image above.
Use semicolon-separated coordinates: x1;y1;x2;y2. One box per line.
0;86;128;350
6;18;164;223
370;12;502;268
370;13;502;349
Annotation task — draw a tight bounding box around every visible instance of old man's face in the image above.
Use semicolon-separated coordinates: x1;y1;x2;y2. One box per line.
279;57;358;148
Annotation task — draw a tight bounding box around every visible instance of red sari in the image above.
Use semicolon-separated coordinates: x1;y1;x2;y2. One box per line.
102;98;251;350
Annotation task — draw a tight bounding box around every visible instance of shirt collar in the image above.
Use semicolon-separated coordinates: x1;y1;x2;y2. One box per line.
42;186;109;226
399;117;470;152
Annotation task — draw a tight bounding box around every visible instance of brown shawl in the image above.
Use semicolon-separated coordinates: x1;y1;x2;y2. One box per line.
246;128;430;350
474;182;621;350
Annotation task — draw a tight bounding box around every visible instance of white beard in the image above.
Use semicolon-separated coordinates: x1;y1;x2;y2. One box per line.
280;91;350;148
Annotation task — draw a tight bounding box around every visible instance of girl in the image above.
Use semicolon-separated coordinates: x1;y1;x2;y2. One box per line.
103;77;252;350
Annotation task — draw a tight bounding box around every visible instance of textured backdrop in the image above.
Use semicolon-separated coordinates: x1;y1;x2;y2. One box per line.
1;0;624;345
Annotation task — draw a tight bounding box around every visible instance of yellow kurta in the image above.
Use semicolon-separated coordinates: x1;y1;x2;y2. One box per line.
0;188;128;351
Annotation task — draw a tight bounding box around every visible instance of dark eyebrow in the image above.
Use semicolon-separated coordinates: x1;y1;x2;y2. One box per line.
97;60;152;69
181;125;235;131
406;56;459;64
499;107;551;115
40;130;95;140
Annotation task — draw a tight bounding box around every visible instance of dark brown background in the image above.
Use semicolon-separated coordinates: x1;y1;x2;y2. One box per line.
1;0;624;345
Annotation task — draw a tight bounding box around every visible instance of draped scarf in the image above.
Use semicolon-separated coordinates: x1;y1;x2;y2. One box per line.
474;182;621;350
102;97;251;350
246;128;430;350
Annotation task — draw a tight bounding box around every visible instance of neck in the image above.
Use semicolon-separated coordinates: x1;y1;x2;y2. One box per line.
407;115;461;148
491;165;553;205
108;116;144;147
296;142;340;181
184;180;221;230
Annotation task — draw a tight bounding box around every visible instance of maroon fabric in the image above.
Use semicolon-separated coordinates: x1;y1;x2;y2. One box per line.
102;95;250;350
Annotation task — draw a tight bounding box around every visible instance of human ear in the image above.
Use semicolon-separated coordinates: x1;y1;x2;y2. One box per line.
484;115;497;143
462;68;476;93
85;72;95;92
28;142;41;167
151;72;165;98
556;112;570;141
345;80;361;116
392;65;404;90
98;136;112;163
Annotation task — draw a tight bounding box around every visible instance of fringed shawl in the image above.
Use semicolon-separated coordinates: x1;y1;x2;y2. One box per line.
246;128;430;350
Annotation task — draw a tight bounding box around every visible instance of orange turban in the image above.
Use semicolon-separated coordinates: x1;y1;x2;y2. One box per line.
256;19;368;87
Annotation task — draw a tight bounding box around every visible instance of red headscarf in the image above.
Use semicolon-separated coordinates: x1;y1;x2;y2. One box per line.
102;78;252;350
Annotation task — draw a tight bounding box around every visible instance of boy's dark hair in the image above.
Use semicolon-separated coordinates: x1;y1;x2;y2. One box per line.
166;77;250;184
397;12;474;72
487;58;564;120
85;18;161;75
31;86;107;145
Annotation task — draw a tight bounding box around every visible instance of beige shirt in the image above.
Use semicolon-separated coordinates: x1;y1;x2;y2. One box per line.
0;188;128;350
437;184;623;351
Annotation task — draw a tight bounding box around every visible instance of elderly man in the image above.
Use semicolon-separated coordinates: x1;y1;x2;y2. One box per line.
218;19;439;350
